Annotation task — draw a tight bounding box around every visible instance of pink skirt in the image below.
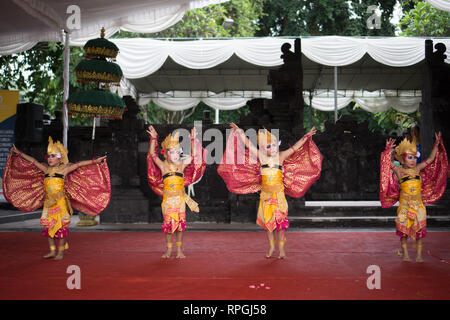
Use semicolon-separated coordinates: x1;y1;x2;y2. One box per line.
42;227;69;239
161;220;186;234
396;228;427;240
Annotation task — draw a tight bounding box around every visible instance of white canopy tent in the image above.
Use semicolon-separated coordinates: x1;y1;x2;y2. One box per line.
426;0;450;12
0;0;229;55
105;36;450;120
1;0;229;145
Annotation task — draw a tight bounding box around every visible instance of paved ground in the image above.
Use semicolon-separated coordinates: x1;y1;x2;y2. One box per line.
1;231;449;300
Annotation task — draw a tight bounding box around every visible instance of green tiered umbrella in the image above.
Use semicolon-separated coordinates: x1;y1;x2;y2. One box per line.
74;58;123;83
67;89;127;119
68;27;125;121
66;27;125;227
83;27;119;59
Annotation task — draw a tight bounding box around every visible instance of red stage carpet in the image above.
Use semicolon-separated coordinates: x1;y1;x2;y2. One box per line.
0;231;449;300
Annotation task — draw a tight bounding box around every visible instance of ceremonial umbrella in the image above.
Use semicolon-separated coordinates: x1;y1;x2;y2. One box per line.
68;28;126;151
66;28;125;226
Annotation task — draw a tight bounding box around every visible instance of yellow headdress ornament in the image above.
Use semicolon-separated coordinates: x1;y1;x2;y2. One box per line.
47;137;69;164
257;128;277;147
161;131;181;151
395;137;417;163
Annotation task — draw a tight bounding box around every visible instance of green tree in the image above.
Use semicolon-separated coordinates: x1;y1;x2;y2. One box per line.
125;0;265;124
0;42;89;125
345;0;397;36
1;0;264;126
256;0;397;36
399;1;450;36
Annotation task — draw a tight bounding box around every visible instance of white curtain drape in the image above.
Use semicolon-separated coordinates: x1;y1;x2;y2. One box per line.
113;37;290;79
112;37;450;80
303;90;421;114
134;89;420;114
138;91;272;111
425;0;450;12
0;0;230;54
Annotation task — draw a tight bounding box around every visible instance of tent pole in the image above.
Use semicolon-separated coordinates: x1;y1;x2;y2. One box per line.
309;90;313;130
62;31;70;148
91;116;96;157
334;66;338;123
215;109;219;124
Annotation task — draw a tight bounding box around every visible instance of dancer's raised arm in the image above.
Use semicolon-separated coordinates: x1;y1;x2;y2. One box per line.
62;156;107;175
11;144;47;172
147;125;164;170
280;126;317;162
230;122;258;159
182;127;197;170
417;132;441;171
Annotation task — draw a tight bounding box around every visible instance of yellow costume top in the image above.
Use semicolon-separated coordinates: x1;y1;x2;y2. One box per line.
40;165;73;238
396;167;426;237
162;172;187;222
257;162;288;231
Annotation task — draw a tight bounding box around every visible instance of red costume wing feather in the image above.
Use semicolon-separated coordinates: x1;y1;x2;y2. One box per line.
2;151;45;212
217;130;261;194
65;161;111;216
379;145;400;208
283;137;323;198
183;137;207;186
420;138;448;204
146;141;164;196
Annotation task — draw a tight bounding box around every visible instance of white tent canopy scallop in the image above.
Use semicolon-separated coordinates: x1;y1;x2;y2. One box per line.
425;0;450;12
0;0;229;55
108;36;449;114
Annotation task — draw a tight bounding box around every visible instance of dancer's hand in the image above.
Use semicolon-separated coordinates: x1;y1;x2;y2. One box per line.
11;144;20;154
94;156;107;164
433;132;441;148
147;125;158;139
230;122;240;131
306;126;317;137
190;127;197;140
230;122;244;136
386;138;396;149
435;132;441;142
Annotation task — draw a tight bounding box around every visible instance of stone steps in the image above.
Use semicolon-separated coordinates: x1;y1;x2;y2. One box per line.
287;215;450;229
0;210;41;224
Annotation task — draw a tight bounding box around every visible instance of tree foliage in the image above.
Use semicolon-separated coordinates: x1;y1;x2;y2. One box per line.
0;0;441;132
119;0;265;124
399;1;450;36
256;0;397;36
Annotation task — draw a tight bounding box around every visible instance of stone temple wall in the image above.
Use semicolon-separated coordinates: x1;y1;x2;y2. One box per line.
15;96;408;224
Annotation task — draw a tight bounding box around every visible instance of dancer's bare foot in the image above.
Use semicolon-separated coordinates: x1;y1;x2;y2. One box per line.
278;240;286;259
43;251;56;259
401;240;410;262
176;248;185;259
161;248;172;258
402;253;411;262
265;244;275;258
278;247;286;259
54;251;64;260
416;254;424;263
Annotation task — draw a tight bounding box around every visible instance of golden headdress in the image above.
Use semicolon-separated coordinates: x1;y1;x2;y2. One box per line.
161;131;181;151
395;137;417;163
257;128;277;146
47;136;69;164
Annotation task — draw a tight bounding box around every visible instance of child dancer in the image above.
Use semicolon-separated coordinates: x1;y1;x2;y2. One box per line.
147;126;206;258
380;133;447;262
218;123;322;259
3;137;110;260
